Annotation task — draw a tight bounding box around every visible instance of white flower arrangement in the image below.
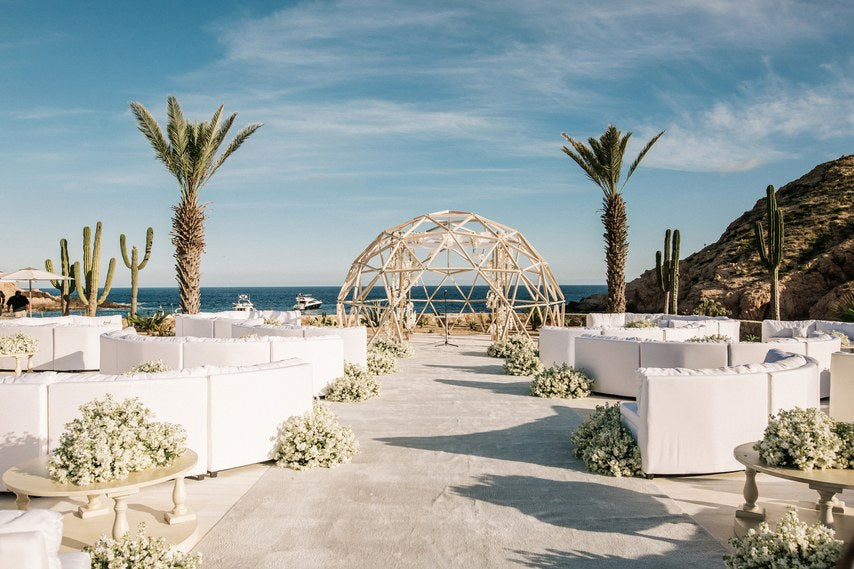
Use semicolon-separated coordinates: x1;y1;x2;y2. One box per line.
624;320;657;328
571;404;642;477
686;334;733;343
487;334;534;358
273;401;359;470
503;345;544;377
371;335;414;358
724;508;842;568
125;359;170;374
833;421;854;469
367;346;398;375
263;317;283;326
86;523;202;569
0;332;38;355
325;363;381;402
530;364;593;399
755;407;841;471
49;394;187;485
829;330;851;348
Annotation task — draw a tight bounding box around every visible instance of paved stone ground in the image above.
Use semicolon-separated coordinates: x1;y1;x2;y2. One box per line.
194;334;726;568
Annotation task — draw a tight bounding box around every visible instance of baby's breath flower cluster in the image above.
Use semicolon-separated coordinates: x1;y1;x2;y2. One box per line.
686;334;733;343
86;524;202;569
833;421;854;469
366;347;398;375
530;364;593;399
571;404;642;477
624;320;657;328
325;363;381;402
487;334;534;358
724;508;842;569
49;394;186;485
0;332;38;355
829;330;851;348
503;344;544;377
263;318;283;326
756;407;840;471
371;335;414;358
125;359;170;374
274;401;359;470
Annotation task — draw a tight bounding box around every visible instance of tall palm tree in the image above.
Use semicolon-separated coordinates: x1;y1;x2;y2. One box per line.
130;96;261;314
561;125;664;313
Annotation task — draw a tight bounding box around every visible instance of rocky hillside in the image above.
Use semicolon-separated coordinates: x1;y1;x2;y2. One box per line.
624;155;854;320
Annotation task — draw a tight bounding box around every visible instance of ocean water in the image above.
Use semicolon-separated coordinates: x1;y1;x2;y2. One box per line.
36;285;606;317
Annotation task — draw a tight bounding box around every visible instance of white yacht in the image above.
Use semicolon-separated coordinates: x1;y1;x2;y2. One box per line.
232;294;255;311
293;293;322;311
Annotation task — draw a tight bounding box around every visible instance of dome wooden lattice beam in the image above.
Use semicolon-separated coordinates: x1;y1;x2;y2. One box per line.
337;211;564;342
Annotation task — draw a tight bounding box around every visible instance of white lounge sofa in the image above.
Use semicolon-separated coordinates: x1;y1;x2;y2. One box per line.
620;350;819;475
100;329;343;396
574;335;730;397
830;351;854;422
0;358;313;486
0;509;90;568
0;316;122;371
174;310;301;339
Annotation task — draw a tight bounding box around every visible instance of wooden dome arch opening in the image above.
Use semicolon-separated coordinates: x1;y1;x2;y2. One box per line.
336;210;565;342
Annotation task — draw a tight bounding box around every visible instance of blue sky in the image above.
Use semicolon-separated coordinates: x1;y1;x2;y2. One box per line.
2;0;852;287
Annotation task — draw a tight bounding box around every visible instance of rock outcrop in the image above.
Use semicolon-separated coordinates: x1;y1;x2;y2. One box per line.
624;155;854;320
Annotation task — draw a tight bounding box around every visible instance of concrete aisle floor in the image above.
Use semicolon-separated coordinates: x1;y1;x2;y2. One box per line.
193;335;725;568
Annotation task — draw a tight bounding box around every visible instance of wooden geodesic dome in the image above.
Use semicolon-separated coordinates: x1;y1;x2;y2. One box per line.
336;210;565;341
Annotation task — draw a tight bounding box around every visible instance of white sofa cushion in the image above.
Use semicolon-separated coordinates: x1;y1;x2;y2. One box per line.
0;384;49;491
304;326;367;368
0;509;63;569
815;320;854;341
599;327;664;340
270;336;344;395
182;337;270;369
761;319;817;342
640;340;728;370
206;359;313;473
0;324;55;371
585;313;626;328
574;336;640;397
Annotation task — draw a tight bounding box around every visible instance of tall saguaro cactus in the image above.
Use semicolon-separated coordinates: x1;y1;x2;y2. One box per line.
754;185;784;320
120;228;154;316
45;238;76;315
655;228;681;314
73;222;117;317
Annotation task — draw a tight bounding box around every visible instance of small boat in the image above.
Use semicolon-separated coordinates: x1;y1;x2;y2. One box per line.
293;293;322;311
233;294;255;311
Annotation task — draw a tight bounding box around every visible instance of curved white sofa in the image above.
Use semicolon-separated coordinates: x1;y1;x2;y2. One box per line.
0;316;122;371
232;322;368;367
543;328;839;398
100;329;343;396
0;358;313;486
174;310;301;339
620;350;819;475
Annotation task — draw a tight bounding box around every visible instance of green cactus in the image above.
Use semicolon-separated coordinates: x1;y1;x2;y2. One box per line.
120;227;153;316
45;238;76;316
72;222;116;317
655;228;680;314
754;185;784;320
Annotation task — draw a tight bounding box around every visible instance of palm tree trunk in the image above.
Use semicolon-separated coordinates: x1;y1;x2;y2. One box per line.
602;194;628;313
172;199;206;314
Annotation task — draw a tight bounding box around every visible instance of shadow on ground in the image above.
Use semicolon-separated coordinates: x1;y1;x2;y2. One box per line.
377;405;582;469
435;378;531;396
451;474;726;568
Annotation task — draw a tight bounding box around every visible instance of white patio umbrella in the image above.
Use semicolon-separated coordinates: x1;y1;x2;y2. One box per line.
0;267;70;312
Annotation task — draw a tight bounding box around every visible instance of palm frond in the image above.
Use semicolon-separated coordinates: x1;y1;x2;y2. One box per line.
129;101;178;176
624;130;665;187
207;123;263;182
166;96;189;180
561;133;604;192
